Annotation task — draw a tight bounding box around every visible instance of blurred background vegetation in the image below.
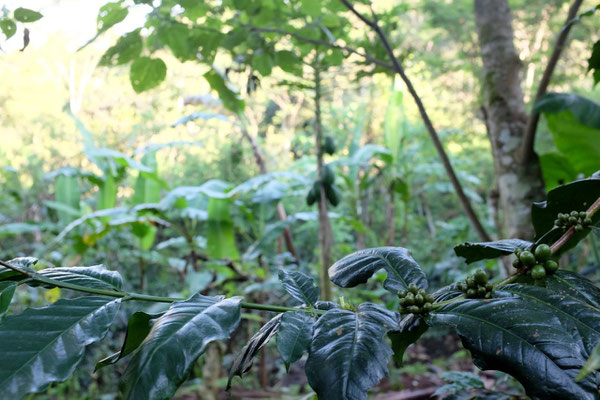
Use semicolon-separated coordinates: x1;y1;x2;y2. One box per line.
1;0;599;398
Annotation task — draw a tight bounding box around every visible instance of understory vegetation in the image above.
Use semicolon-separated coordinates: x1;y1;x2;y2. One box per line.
1;0;600;399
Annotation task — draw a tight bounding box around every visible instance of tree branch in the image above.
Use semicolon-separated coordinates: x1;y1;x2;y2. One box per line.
519;0;584;165
245;25;395;71
340;0;491;242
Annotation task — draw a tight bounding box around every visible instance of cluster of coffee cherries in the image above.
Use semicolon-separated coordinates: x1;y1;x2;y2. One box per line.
456;269;493;299
513;244;558;280
398;283;435;315
554;211;593;232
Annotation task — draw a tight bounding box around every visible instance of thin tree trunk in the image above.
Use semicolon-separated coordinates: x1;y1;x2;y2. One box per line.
386;190;396;245
315;65;333;301
474;0;546;240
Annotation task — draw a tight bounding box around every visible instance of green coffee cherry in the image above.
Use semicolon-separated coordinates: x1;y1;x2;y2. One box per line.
398;290;407;298
531;265;546;280
467;288;476;298
534;244;551;262
415;294;424;306
584;217;593;225
423;302;432;312
484;292;492;299
474;269;488;284
519;251;536;266
409;305;420;314
575;224;584;232
512;258;522;268
408;283;418;294
426;294;435;303
404;293;415;305
485;283;493;291
466;277;476;288
569;216;578;224
545;260;559;273
398;298;406;306
477;286;487;296
571;211;579;217
579;211;587;218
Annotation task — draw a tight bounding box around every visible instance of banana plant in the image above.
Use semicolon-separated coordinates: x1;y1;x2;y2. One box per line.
1;179;599;399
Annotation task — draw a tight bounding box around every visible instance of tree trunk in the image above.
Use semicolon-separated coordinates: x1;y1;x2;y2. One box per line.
315;65;333;301
474;0;545;240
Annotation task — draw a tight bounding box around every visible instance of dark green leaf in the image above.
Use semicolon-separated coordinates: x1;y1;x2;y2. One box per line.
35;265;122;291
454;239;533;264
544;270;600;311
305;303;399;400
278;268;319;306
0;257;36;281
204;69;245;113
13;8;43;23
0;19;16;39
252;51;273;76
501;282;600;355
276;311;313;371
0;296;120;398
427;296;598;400
55;174;80;224
129;57;167;93
99;29;143;66
434;371;484;396
120;294;242;400
227;314;282;389
97;2;128;33
328;247;428;294
0;281;17;318
388;314;428;365
589;40;600;86
95;311;161;371
531;178;600;240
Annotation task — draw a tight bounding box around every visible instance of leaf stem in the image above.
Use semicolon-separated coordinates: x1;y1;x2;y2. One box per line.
0;260;324;315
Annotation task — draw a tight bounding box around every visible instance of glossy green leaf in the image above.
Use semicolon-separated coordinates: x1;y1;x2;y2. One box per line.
35;265;123;291
0;281;17;318
13;8;43;23
96;311;161;371
276;311;313;371
130;57;167;93
0;18;16;39
278;268;319;306
99;29;143;66
305;303;399;400
388;314;428;365
531;178;600;241
0;296;121;398
0;257;36;281
328;247;428;294
543;270;600;311
227;313;282;389
454;239;533;264
501;282;600;355
97;2;128;33
204;69;245;113
427;296;598;400
120;294;242;400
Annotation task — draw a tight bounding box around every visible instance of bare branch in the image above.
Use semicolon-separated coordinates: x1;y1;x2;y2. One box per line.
340;0;492;241
520;0;584;165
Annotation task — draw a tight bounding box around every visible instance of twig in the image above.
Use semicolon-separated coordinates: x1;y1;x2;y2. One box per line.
520;0;584;165
551;195;600;254
339;0;491;242
244;25;394;71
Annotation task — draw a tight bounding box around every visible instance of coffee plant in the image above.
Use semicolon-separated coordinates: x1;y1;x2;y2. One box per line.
1;178;600;400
